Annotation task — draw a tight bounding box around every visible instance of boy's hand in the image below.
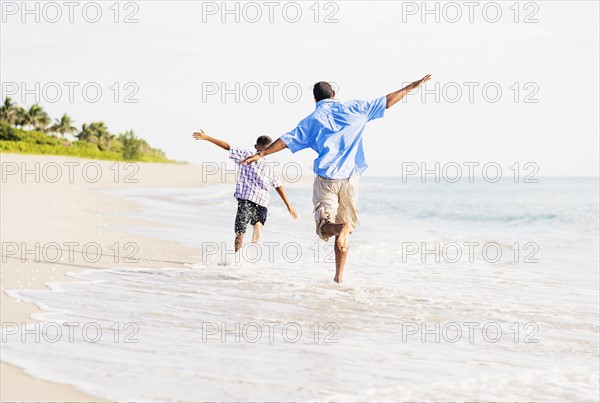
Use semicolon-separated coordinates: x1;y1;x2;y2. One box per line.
192;129;208;140
288;207;298;219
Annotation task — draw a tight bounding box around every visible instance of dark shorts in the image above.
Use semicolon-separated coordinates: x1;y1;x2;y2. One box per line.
235;198;268;234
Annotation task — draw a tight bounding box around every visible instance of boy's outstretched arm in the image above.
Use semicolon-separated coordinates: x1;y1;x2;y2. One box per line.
385;74;432;109
275;186;298;219
241;138;287;165
192;129;231;150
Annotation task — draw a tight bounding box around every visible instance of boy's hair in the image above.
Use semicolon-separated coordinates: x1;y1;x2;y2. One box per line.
256;135;273;149
313;81;334;102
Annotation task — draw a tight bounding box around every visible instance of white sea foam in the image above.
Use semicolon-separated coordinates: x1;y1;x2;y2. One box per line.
2;178;598;401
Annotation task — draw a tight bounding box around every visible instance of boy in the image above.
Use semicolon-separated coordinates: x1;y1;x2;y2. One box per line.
192;129;297;252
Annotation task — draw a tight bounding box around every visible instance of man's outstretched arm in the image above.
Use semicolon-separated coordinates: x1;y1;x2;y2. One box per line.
241;138;288;165
385;74;432;109
192;129;231;150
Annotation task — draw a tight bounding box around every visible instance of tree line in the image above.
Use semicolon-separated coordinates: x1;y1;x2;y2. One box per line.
0;97;171;161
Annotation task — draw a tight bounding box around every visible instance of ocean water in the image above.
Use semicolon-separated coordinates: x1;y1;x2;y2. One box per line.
2;177;599;401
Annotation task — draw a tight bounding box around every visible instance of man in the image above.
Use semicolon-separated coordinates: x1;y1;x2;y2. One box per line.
193;130;297;252
242;74;431;283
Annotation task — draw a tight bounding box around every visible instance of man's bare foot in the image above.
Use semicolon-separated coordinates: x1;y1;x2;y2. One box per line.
333;276;342;284
336;223;350;252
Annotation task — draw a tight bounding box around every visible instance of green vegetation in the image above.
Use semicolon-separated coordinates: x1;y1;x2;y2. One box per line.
0;97;174;162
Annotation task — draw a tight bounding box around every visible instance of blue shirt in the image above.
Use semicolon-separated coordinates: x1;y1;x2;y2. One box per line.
279;96;387;179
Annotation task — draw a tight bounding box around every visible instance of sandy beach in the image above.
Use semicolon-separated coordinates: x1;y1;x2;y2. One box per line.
0;153;217;401
1;152;598;401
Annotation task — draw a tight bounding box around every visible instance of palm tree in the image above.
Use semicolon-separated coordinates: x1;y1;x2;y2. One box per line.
78;121;114;150
33;109;50;132
13;107;27;128
0;97;18;124
78;121;108;142
50;114;77;138
21;104;50;132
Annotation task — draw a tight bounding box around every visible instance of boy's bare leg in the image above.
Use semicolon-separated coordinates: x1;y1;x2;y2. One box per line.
251;223;262;243
235;233;245;252
322;222;351;283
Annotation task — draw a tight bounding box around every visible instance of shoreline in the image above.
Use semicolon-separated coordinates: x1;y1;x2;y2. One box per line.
0;153;217;401
2;153;598;401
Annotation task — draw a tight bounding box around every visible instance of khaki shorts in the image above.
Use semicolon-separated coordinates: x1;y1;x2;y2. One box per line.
313;173;360;241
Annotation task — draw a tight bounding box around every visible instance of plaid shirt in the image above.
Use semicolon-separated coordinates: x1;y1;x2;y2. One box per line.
229;147;283;208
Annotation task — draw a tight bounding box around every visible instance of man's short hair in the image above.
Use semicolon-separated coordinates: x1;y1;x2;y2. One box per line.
256;135;273;148
313;81;334;102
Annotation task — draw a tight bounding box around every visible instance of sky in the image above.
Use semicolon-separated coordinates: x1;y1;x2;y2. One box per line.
1;0;599;177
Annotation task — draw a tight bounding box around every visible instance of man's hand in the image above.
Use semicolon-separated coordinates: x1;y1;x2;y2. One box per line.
241;152;263;165
242;138;288;164
410;74;432;90
288;206;298;219
192;129;208;140
386;73;432;109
